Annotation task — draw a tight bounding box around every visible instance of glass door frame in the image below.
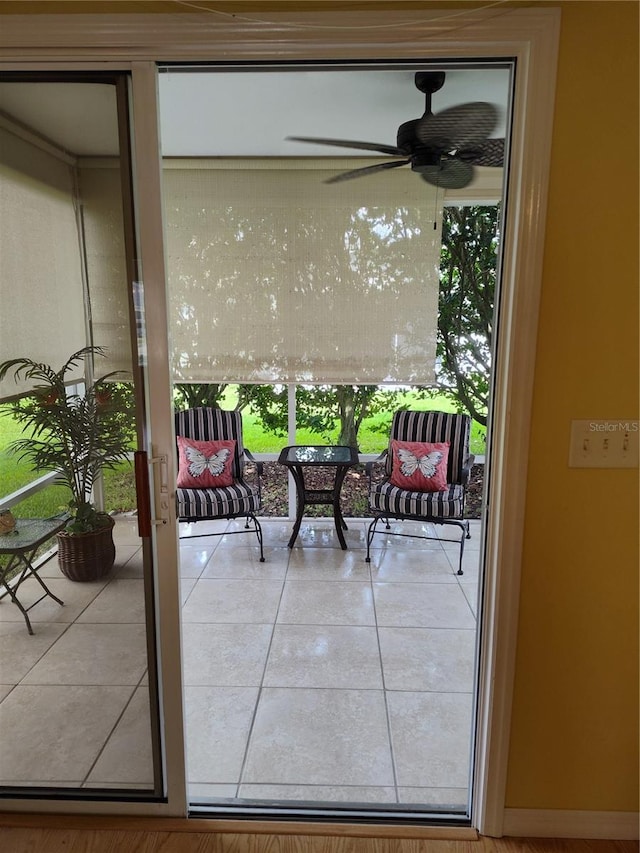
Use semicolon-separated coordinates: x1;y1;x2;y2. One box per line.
0;6;561;835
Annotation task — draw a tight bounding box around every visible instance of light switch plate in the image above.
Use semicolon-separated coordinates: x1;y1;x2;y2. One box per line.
569;419;639;468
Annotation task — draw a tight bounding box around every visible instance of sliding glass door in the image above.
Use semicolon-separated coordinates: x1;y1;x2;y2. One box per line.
158;62;510;821
0;73;164;797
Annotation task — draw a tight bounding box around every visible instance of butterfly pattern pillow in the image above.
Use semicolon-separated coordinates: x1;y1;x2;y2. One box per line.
389;439;450;492
176;436;236;489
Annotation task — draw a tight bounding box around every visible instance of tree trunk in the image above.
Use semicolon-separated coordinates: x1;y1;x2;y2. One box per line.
336;386;358;448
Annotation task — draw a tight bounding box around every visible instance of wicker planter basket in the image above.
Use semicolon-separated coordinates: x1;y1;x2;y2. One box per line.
57;515;116;582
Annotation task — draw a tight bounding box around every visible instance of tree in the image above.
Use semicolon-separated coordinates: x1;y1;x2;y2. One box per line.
430;205;499;426
173;383;255;412
247;384;394;450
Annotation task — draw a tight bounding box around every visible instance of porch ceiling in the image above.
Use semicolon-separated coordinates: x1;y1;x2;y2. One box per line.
0;67;510;157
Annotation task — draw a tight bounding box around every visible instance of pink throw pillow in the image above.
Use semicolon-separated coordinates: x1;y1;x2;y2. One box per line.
176;436;236;489
389;439;450;492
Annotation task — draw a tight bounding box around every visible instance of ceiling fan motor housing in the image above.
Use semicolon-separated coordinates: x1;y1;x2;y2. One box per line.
396;118;422;154
397;118;447;172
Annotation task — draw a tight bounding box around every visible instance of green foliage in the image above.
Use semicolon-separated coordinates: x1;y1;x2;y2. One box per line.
173;382;230;409
242;384;290;435
436;205;499;426
0;347;136;534
173;382;259;413
245;384;396;450
222;385;486;455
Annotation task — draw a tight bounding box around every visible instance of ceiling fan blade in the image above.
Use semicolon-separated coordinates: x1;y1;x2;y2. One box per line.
287;136;402;157
325;159;410;184
417;102;499;151
460;137;504;167
420;158;474;190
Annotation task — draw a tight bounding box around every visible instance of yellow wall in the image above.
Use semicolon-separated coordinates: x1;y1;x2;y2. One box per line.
505;0;639;811
1;0;638;817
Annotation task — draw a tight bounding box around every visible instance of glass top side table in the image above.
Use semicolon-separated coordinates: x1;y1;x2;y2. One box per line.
0;516;67;634
277;445;360;550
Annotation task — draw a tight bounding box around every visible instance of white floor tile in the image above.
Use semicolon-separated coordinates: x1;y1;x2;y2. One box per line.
21;623;148;686
86;685;154;785
0;576;105;625
378;627;476;692
180;520;230;538
181;577;197;605
242;688;394;787
264;625;382;689
178;542;218;578
371;549;458;583
0;621;68;683
387;691;473;788
0;684;134;783
111;545;142;574
181;579;284;624
3;519;480;800
76;579;146;623
277;580;375;626
112;516;142;547
182;622;272;686
287;548;370;581
184;685;258;784
0;684;14;702
461;583;479;617
37;554;69;579
202;546;289;580
373;582;476;629
287;522;369;551
113;548;144;579
367;521;443;550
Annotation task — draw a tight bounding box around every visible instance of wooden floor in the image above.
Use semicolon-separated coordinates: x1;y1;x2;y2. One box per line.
0;825;637;853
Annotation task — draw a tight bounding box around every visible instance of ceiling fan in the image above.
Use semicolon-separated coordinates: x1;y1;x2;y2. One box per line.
287;71;504;190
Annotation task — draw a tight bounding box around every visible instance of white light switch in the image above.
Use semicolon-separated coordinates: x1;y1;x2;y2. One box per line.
569;419;639;468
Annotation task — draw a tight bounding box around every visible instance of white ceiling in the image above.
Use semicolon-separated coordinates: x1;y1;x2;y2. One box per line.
0;66;510;158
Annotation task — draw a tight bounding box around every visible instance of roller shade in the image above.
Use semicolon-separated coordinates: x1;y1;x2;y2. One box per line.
0;127;86;399
77;164;133;379
163;158;442;385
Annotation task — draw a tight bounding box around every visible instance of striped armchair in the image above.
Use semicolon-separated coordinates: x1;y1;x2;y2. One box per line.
366;410;475;575
175;407;265;562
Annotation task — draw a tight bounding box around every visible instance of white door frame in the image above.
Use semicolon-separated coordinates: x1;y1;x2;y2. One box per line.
0;6;561;836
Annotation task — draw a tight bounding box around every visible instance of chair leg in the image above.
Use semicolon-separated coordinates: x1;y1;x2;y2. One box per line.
365;516;380;563
457;529;465;576
248;513;266;562
438;519;468;576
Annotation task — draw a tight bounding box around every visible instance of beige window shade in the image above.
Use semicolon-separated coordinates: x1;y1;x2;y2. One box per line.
77;163;133;379
163;159;441;385
0;127;86;400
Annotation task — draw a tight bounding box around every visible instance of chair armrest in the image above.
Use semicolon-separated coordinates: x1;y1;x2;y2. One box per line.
242;447;263;478
460;453;476;487
366;450;388;483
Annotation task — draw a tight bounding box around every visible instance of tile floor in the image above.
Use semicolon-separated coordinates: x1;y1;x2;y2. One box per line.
0;515;481;812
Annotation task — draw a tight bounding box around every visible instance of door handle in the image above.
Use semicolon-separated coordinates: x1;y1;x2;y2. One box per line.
134;450;170;537
134;450;152;537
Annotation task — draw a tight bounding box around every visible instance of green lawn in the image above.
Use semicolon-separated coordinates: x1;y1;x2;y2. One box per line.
233;389;487;456
1;389;486;519
0;410;135;518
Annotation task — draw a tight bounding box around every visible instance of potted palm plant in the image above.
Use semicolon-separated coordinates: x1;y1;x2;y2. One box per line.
0;347;135;581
